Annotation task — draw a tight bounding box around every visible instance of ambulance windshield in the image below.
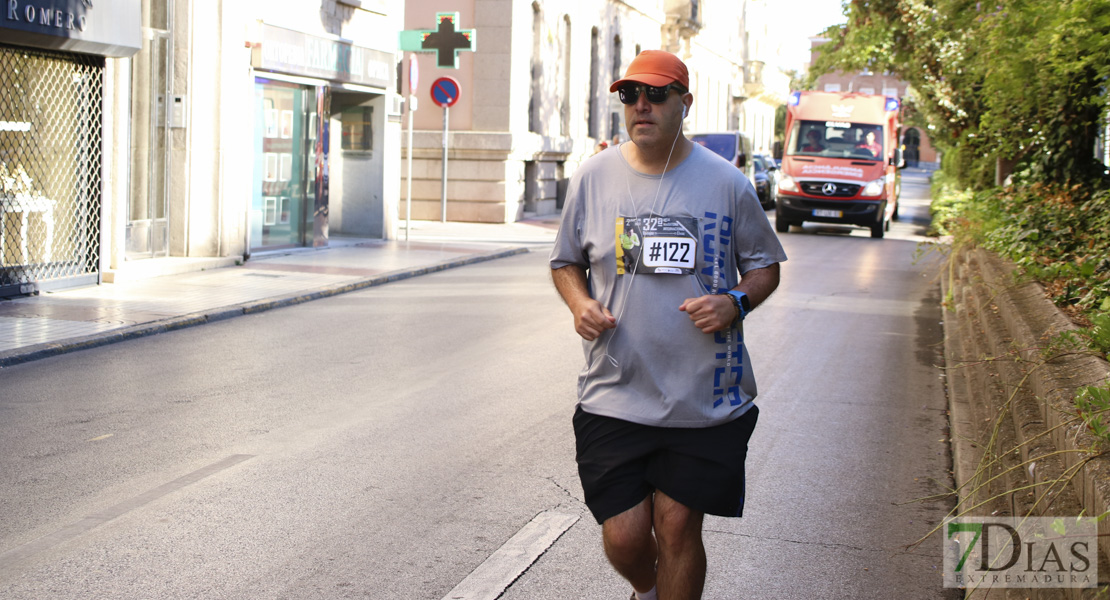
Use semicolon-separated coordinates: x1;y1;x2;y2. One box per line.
787;120;884;161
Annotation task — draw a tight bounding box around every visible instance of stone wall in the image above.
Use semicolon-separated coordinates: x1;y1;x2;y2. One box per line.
942;246;1110;593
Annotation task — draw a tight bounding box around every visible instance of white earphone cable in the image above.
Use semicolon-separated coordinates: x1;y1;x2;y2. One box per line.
588;116;685;376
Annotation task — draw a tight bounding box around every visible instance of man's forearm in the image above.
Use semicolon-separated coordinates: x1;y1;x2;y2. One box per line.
734;263;781;310
551;264;591;310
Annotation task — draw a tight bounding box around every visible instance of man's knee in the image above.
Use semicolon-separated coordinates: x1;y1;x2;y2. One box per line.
652;493;703;549
603;497;654;558
603;524;647;560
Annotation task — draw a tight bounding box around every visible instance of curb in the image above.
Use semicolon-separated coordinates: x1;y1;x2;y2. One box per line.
941;246;1110;593
0;247;529;368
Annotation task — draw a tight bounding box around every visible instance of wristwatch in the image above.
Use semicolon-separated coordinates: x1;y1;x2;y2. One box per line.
721;290;751;324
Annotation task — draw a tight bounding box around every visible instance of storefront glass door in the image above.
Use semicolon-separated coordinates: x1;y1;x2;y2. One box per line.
126;29;171;259
251;79;311;251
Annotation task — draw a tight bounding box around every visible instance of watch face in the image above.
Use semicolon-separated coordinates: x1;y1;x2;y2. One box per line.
729;291;750;312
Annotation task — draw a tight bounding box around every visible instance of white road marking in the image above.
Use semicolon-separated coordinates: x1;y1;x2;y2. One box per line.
442;510;580;600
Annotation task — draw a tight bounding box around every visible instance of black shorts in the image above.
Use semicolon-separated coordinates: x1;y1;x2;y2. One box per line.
573;405;759;524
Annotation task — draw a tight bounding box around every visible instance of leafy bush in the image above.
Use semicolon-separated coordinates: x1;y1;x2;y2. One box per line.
982;185;1110;317
1076;385;1110;447
935;177;1110;358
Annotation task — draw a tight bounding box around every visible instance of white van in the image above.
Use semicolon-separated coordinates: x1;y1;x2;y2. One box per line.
689;132;756;191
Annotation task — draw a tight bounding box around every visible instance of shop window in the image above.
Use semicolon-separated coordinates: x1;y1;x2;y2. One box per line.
341;106;372;152
1;45;103;294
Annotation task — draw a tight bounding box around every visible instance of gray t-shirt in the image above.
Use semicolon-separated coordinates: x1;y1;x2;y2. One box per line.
550;142;787;427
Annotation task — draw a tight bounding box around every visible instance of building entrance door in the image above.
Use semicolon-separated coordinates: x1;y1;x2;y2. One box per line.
126;29;172;259
251;79;313;251
902;128;921;168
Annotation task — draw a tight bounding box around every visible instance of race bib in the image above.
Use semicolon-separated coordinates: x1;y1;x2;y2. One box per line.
615;216;699;275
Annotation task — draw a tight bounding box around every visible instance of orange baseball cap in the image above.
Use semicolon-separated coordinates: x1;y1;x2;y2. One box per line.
609;50;689;92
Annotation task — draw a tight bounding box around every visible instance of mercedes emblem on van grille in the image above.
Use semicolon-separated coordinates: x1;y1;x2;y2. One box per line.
821;182;837;196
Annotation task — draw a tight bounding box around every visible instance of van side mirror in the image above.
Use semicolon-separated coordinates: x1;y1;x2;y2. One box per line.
891;148;905;169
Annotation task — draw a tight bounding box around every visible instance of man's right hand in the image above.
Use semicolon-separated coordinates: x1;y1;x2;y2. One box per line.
572;299;616;341
551;264;616;341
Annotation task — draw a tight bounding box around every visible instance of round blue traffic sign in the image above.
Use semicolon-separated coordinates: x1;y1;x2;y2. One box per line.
430;76;461;108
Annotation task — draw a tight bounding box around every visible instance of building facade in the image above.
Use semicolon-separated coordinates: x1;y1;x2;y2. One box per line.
1;0;403;295
242;2;402;255
737;0;790;156
0;0;798;294
399;0;787;223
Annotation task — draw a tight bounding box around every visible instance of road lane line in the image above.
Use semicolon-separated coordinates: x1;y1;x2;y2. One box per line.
0;454;254;572
442;510;579;600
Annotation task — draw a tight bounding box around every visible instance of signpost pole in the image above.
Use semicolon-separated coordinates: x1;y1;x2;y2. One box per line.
441;105;449;223
405;53;418;241
405;95;415;240
427;77;459;223
400;12;474;226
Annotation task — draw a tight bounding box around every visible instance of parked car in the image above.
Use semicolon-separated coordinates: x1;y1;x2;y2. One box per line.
752;154;777;210
689;131;755;190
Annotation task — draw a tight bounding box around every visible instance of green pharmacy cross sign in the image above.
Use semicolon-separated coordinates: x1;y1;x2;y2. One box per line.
398;12;476;69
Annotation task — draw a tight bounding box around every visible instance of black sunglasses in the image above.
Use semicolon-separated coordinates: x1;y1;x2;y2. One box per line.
617;83;686;105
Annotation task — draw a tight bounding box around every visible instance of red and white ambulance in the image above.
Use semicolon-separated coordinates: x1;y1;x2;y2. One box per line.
774;91;903;238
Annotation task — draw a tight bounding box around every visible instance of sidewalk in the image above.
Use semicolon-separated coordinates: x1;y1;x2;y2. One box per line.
0;217;559;368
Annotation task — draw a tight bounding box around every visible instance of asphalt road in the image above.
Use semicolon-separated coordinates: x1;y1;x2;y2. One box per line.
0;171;959;599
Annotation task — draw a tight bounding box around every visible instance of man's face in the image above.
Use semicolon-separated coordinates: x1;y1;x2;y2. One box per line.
620;83;687;150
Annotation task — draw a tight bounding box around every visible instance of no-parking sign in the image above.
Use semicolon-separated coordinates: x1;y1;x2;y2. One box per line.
430;77;461;108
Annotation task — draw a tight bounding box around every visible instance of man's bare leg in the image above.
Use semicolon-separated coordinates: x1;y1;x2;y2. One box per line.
653;490;705;600
602;495;658;594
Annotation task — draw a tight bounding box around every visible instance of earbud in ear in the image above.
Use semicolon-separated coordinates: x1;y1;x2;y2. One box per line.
682;105;687;119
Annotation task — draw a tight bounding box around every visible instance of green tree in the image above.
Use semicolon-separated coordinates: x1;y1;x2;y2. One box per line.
809;0;1110;190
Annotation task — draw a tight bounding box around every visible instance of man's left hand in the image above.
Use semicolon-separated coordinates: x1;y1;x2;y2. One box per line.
679;295;736;334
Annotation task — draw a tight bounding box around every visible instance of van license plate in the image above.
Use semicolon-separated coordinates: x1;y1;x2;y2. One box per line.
813;209;842;218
